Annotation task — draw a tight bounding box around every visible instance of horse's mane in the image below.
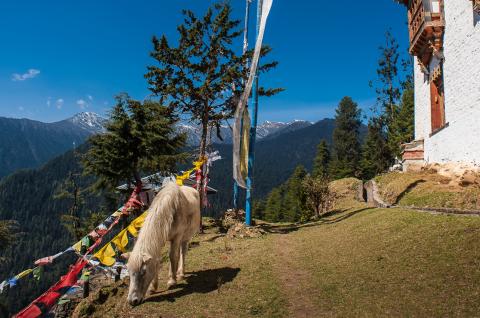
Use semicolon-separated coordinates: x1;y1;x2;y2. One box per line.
128;181;181;271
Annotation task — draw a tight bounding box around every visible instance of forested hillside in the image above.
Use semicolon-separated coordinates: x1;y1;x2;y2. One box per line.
209;118;342;214
0;145;118;314
0;114;105;178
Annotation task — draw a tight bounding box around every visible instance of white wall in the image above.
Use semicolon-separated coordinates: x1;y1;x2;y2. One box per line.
413;0;480;166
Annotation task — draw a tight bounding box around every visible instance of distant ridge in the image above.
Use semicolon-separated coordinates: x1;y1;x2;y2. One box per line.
177;119;314;145
0;112;319;178
0;112;105;177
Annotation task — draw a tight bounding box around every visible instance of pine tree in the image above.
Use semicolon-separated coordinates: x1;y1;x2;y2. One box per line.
284;165;308;222
0;220;17;252
371;30;402;130
388;88;414;158
264;187;283;222
145;3;282;184
83;94;186;191
312;140;330;177
370;31;414;162
329;97;362;179
360;117;391;180
252;199;266;221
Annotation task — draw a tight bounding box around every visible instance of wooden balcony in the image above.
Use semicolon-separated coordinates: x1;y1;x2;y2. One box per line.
397;0;445;67
407;0;445;60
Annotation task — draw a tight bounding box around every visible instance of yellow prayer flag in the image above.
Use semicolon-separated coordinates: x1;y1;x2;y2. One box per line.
240;108;251;181
111;229;129;253
72;241;82;252
15;269;33;280
112;211;123;217
94;243;116;266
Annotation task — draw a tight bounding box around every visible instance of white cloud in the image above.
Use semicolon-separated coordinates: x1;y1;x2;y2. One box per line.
87;95;93;101
46;97;52;108
12;69;41;81
56;98;64;109
77;99;88;109
18;106;25;112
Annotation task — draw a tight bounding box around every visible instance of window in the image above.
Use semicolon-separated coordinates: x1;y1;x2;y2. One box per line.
431;0;441;13
430;64;446;133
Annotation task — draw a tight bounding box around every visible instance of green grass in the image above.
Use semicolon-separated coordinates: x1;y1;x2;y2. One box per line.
74;173;480;317
289;208;480;317
74;231;286;318
375;171;480;210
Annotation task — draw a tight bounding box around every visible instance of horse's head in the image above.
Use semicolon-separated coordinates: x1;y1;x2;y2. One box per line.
125;252;156;306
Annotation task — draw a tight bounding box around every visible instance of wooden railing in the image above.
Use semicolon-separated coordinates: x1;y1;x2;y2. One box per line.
408;0;426;43
406;0;445;57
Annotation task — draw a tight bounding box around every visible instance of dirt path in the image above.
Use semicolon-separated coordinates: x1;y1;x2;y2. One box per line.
272;234;319;318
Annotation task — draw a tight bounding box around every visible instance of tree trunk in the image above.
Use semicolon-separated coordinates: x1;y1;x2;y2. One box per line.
197;108;209;232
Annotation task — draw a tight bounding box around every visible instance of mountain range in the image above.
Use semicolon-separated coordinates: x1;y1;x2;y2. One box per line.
0;112;312;178
178;119;313;145
0;112;106;178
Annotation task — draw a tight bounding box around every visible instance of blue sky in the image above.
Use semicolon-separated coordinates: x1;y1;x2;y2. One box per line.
0;0;409;123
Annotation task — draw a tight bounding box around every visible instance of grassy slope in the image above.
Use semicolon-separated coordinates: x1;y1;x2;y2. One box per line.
375;171;480;210
76;204;480;317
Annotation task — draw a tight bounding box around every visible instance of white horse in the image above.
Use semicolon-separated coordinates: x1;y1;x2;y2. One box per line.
125;182;200;306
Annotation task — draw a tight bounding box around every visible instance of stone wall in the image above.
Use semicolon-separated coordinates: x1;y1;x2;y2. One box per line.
413;1;480;166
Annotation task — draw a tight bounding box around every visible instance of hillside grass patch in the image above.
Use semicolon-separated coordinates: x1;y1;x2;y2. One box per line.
74;230;286;318
284;207;480;317
375;171;480;210
329;177;364;210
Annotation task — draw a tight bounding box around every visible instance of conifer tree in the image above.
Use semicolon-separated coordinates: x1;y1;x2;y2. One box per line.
54;172;84;241
388;88;414;158
283;165;308;222
329;97;362;179
312;140;330;178
264;187;283;222
252;199;266;220
0;220;17;252
370;31;414;163
360;117;391;180
145;3;282;201
83;94;186;191
371;31;402;130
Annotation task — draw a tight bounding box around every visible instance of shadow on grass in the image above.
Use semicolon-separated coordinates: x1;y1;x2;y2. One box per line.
147;267;241;303
257;207;375;234
394;179;426;204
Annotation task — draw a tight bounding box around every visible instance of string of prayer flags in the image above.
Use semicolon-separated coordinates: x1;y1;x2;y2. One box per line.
94;211;148;266
15;259;87;318
176;158;206;186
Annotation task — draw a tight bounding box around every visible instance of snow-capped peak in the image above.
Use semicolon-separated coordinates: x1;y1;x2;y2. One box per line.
68;112;107;133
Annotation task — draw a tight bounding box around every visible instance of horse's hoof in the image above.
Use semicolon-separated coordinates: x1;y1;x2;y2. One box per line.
176;274;185;281
167;279;176;289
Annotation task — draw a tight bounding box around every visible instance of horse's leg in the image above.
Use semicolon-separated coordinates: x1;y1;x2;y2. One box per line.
167;238;181;288
148;262;159;295
177;241;188;281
